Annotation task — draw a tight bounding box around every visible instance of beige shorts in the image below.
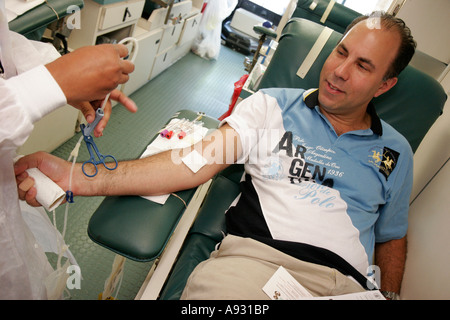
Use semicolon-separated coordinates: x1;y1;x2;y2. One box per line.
181;235;365;300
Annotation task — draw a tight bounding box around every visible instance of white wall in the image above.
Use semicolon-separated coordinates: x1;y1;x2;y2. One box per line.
397;0;450;64
410;70;450;201
398;0;450;299
401;157;450;299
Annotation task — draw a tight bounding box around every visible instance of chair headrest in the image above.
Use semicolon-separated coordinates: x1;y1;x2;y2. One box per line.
295;0;361;33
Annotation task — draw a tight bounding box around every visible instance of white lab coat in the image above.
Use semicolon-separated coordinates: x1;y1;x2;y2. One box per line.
0;5;67;298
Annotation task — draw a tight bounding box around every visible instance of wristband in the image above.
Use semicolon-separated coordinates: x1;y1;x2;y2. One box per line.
381;291;400;300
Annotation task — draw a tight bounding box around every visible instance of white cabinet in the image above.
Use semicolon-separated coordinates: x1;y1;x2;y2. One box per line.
158;23;184;53
151;47;173;80
138;0;193;31
149;9;202;80
68;0;145;48
99;0;145;30
121;27;163;95
17;105;80;155
178;13;201;47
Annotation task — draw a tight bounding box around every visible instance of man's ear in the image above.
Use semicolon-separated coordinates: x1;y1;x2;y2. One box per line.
374;77;398;98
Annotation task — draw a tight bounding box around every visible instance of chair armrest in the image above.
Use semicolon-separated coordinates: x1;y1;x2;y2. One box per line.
253;25;277;39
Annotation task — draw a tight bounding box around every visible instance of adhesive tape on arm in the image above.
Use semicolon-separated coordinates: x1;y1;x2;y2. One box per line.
26;168;65;211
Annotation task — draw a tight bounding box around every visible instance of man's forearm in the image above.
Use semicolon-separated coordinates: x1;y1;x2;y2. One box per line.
375;236;407;294
74;149;210;197
73;124;239;197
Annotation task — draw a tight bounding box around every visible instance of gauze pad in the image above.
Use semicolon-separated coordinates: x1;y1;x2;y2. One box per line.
182;149;208;173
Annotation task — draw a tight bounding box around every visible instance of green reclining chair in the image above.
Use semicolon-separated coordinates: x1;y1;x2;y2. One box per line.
88;18;446;300
157;18;447;300
246;0;361;73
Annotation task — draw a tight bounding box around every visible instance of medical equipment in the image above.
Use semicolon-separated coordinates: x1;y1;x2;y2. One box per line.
79;37;138;178
80;110;118;177
159;112;205;139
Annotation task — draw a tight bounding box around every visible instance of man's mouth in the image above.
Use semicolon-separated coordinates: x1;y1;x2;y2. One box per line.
326;81;344;94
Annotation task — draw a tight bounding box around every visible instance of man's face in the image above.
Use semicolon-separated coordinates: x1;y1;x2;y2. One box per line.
318;21;400;116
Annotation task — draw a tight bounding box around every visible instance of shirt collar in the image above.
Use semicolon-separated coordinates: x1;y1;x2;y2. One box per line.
303;89;383;136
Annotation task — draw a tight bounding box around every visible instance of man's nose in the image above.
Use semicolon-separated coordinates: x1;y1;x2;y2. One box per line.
334;60;351;81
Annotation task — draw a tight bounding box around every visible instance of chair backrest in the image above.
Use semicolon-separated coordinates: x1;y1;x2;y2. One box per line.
8;0;84;40
293;0;361;33
258;18;447;152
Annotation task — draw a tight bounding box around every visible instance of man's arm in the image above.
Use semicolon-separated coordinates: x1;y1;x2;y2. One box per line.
16;124;242;205
374;236;407;296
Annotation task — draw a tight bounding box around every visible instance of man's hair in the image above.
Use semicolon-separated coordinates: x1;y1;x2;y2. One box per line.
343;11;417;80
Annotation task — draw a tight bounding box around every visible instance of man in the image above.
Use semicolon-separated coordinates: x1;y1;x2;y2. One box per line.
16;12;416;299
1;2;137;298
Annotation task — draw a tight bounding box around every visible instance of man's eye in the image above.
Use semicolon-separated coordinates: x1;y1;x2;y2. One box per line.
358;64;368;71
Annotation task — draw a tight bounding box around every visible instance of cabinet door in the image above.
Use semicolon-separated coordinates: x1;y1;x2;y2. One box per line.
150;47;174;80
17;105;79;154
99;0;145;31
158;23;183;53
121;28;163;95
178;13;202;47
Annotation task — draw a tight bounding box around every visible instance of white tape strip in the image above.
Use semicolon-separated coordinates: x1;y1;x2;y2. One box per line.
320;0;335;24
296;26;333;79
309;0;318;10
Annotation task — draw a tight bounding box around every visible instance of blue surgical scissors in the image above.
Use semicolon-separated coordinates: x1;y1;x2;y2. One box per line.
80;108;118;177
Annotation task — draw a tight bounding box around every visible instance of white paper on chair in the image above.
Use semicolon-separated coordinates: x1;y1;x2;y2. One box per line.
263;266;386;300
139;118;209;205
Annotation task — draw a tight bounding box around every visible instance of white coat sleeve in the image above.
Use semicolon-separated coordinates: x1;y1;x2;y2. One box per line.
0;65;67;149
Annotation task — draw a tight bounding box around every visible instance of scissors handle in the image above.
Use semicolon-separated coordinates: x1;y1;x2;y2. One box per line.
81;134;118;177
82;156;117;177
82;160;98;177
100;154;118;171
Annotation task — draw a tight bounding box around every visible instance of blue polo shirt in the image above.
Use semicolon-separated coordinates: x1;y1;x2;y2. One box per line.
223;88;413;280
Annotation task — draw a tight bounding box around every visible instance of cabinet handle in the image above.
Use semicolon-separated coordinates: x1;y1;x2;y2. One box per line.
123;7;131;22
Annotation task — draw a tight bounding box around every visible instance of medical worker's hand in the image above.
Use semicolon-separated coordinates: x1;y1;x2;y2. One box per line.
72;89;137;137
45;44;135;105
15;152;85;207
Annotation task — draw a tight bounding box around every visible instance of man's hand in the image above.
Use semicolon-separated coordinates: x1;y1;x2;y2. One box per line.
15;152;74;207
375;237;407;295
